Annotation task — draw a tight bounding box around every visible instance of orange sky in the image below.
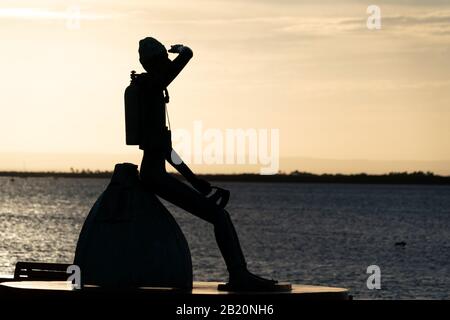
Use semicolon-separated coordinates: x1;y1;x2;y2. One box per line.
1;0;449;174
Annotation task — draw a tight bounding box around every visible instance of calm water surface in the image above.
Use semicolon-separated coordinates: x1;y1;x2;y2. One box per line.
0;177;449;299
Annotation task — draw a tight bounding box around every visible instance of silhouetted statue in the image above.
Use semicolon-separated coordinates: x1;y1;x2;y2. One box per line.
75;37;286;291
130;37;282;291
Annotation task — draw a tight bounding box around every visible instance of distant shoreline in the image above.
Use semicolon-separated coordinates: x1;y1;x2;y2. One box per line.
1;170;449;185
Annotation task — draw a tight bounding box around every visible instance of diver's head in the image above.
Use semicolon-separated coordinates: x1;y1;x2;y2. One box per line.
138;37;170;73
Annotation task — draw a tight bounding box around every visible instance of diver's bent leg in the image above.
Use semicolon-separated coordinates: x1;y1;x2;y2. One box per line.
154;178;278;289
142;172;248;273
141;171;278;290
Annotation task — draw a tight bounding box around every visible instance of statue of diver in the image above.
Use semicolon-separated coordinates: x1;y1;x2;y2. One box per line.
126;37;282;291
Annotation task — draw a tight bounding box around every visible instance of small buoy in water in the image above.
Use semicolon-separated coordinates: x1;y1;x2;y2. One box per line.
10;178;15;182
395;241;407;247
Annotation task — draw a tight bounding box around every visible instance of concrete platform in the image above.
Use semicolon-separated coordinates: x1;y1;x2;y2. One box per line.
0;280;349;301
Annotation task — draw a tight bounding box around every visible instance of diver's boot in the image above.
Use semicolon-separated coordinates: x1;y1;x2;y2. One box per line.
213;209;285;292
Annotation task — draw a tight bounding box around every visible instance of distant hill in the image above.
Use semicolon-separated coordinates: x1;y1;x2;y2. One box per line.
1;170;449;185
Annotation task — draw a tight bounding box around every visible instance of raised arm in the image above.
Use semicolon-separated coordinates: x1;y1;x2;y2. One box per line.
158;45;193;89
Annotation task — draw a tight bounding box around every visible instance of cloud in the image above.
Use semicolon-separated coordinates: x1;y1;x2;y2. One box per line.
280;11;450;38
117;6;450;40
382;12;450;36
132;16;293;25
0;7;113;20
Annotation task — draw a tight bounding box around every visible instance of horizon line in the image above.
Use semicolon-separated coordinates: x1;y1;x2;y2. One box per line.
1;169;448;177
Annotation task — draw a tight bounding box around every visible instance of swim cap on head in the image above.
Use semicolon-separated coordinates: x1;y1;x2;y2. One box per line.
139;37;167;64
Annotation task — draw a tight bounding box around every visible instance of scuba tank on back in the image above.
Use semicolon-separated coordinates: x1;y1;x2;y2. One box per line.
124;70;171;147
124;70;141;145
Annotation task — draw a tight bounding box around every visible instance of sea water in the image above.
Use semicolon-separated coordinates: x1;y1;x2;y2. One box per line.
0;177;449;299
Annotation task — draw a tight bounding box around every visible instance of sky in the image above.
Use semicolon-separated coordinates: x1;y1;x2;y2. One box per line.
0;0;449;174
